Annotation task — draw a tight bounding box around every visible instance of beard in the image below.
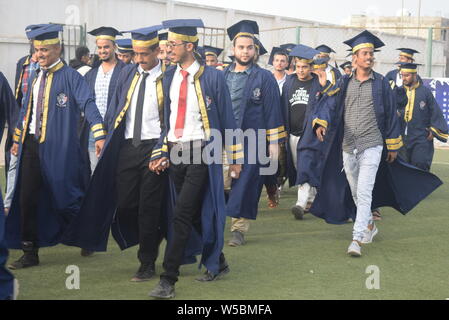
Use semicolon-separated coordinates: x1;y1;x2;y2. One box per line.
234;56;253;66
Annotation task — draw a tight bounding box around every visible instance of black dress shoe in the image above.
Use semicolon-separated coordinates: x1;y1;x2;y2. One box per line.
148;279;175;299
131;264;155;282
8;253;39;270
196;262;230;282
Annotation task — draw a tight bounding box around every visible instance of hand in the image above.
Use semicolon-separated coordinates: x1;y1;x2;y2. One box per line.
426;129;434;141
386;151;398;163
316;126;326;142
312;69;327;87
269;143;279;161
95;139;105;158
149;157;169;175
10;143;19;157
229;164;242;180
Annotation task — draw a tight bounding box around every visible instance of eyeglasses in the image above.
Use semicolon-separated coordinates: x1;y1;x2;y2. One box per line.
166;41;186;49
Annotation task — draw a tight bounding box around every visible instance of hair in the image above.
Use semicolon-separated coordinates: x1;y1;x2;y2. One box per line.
232;35;255;47
75;46;90;61
273;52;289;62
149;43;159;52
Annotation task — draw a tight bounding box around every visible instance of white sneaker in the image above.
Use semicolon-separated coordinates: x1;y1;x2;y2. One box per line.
361;223;378;244
347;241;361;257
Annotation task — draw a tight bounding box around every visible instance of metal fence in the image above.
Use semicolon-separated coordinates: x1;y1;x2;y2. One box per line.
257;25;447;77
198;25;448;78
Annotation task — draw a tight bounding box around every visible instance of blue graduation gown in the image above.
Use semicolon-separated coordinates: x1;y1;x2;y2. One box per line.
398;82;449;170
6;61;106;249
311;72;442;224
0;73;14;300
0;72;20;176
150;63;241;274
80;60;127;172
63;63;169;252
224;64;286;220
281;73;326;188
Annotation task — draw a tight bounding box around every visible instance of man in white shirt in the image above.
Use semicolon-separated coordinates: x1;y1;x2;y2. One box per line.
84;27;126;174
149;19;242;299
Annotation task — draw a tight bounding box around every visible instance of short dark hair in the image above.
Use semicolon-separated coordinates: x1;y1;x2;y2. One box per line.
75;46;90;61
273;52;289;61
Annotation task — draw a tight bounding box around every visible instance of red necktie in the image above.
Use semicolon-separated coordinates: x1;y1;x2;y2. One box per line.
174;70;189;138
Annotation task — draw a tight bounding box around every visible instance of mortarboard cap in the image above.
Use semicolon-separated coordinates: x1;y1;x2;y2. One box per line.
124;25;163;47
398;62;421;73
339;61;352;69
203;45;223;58
312;57;329;69
254;38;267;55
28;24;63;46
289;44;320;63
25;24;47;40
116;39;133;53
227;20;259;41
158;32;168;45
396;48;419;59
162;19;204;43
343;30;385;54
88;26;122;42
268;47;289;65
315;44;336;55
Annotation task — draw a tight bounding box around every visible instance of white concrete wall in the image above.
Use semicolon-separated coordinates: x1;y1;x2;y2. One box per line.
0;0;445;89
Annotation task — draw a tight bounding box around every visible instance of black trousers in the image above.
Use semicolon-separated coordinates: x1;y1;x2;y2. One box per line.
161;145;210;284
116;139;167;265
19;134;42;243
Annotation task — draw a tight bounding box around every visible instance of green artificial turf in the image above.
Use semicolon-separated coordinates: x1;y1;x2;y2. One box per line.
4;150;449;300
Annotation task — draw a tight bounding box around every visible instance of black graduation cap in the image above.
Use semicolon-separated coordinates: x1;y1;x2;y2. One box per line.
162;19;204;43
268;47;289;65
116;39;133;53
203;45;223;58
254;38;267;56
88;26;122;41
397;48;420;59
227;20;259;41
315;44;336;54
27;24;63;45
124;25;163;47
343;30;385;53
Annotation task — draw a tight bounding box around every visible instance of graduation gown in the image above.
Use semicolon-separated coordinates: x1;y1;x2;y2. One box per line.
224;64;286;220
0;74;14;300
398;82;449;170
281;73;326;187
63;63;169;252
80;60;127;173
310;72;442;224
150;63;242;275
0;72;20;177
5;61;106;249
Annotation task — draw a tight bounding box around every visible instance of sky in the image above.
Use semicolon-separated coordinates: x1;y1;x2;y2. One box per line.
180;0;449;25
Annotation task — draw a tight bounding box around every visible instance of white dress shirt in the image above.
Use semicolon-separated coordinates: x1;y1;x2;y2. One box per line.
124;62;163;140
29;59;61;135
167;60;205;143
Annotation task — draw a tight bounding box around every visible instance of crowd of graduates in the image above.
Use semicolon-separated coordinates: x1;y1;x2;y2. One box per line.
0;18;447;300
